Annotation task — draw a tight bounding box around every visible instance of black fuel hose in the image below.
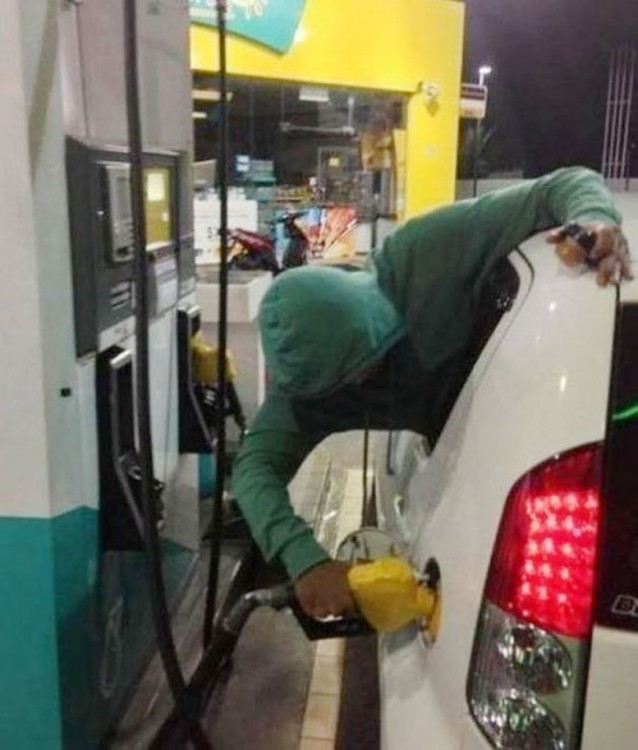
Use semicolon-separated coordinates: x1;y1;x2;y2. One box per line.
203;0;230;649
150;585;293;748
123;1;210;746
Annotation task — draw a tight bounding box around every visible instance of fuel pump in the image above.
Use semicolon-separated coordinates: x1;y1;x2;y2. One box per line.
67;140;183;551
176;307;246;458
63;0;214;743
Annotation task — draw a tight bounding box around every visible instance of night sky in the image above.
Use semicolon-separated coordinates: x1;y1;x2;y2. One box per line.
463;0;638;176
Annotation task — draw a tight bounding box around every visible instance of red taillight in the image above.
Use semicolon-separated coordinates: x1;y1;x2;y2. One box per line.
469;444;604;749
485;444;602;639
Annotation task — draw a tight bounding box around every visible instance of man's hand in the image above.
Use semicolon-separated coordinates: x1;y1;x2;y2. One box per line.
548;222;633;287
294;560;357;619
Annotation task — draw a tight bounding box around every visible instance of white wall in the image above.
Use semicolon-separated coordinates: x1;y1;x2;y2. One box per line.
18;0;91;519
1;0;196;520
0;0;51;517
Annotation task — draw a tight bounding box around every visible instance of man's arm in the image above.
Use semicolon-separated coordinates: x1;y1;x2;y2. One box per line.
459;167;627;284
232;389;329;580
374;167;627;372
233;389;357;617
468;166;622;252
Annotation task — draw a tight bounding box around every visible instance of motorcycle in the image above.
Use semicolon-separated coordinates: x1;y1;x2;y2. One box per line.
228;210;309;274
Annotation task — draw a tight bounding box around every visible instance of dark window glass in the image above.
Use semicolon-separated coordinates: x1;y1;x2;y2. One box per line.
427;256;521;444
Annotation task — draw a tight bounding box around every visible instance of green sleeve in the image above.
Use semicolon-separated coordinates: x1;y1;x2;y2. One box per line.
457;166;622;262
374;167;622;372
232;389;330;580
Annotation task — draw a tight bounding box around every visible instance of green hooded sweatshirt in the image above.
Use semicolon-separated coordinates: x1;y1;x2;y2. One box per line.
232;167;622;580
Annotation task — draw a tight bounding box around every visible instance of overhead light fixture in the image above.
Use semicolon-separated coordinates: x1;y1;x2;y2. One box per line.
280;122;356;137
299;85;330;103
192;111;207;120
478;65;493;87
192;89;234;102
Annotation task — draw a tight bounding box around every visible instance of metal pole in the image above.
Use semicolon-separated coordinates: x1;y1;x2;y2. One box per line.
617;45;629;183
249;83;256;155
609;47;623;183
204;0;229;649
613;46;629;182
602;49;616;178
626;47;636;190
473;67;490;198
621;47;636;190
606;49;618;180
472;119;481;198
362;427;370;514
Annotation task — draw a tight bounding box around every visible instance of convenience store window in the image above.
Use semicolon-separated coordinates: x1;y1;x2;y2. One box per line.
193;74;407;264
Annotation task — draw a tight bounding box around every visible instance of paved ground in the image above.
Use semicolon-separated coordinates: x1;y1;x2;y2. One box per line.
111;432;368;749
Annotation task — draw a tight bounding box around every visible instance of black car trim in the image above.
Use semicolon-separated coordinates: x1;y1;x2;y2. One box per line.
596;299;638;632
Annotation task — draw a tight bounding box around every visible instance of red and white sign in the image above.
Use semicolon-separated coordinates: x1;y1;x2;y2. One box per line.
460;83;488;120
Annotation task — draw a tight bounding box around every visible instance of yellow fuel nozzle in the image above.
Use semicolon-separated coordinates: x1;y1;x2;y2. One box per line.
347;556;439;634
191;331;237;386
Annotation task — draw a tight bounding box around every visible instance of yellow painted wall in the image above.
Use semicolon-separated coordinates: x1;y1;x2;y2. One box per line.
191;0;464;218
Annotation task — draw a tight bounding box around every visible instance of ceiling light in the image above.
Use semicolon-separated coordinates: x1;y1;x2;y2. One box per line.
299;86;330;103
192;89;234;102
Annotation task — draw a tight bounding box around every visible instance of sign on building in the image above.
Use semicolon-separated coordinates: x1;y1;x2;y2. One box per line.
189;0;308;55
460;83;488;120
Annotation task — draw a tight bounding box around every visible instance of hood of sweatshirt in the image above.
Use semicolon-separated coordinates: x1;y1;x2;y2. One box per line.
259;266;405;398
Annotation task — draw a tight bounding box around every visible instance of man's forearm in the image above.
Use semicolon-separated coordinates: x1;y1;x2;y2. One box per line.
538;167;621;229
232;432;330;579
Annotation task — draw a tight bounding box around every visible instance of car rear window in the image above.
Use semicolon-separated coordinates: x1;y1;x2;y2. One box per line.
426;255;521;445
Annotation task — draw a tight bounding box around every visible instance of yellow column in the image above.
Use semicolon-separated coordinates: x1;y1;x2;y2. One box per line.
404;92;459;219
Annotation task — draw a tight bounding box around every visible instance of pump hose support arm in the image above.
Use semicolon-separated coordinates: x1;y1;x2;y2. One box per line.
123;0;210;746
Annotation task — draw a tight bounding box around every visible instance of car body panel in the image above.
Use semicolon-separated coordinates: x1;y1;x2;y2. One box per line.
376;231;623;750
460;717;494;750
376;250;533;550
579;217;638;749
581;626;638;748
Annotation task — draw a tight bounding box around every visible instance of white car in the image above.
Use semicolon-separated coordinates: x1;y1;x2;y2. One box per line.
374;220;638;750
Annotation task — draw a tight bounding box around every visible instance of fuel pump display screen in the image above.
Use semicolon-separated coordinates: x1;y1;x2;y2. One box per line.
67;138;183;356
145;168;172;248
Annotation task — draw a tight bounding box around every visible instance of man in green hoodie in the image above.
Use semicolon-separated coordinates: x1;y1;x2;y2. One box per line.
232;167;632;618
